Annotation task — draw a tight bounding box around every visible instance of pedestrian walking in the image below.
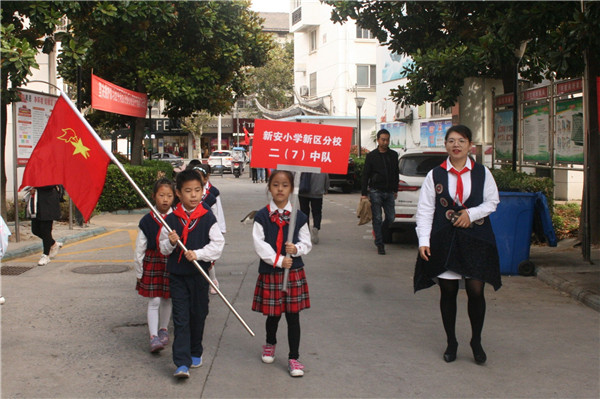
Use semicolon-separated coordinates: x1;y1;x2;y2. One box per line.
413;125;501;365
252;170;312;377
360;129;399;255
159;169;225;379
298;172;330;244
256;168;266;183
134;178;175;353
187;163;226;295
25;185;64;266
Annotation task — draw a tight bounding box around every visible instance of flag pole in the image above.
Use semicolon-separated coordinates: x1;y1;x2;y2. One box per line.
276;165;320;292
59;91;255;337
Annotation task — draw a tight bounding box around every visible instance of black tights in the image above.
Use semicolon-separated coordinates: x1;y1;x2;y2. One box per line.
438;278;486;344
265;313;300;360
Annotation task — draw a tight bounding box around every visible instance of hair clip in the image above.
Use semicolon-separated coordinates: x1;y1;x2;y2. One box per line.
193;166;207;175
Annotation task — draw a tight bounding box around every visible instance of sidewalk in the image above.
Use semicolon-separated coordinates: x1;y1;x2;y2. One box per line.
3;212;599;312
530;238;600;312
1;209;146;262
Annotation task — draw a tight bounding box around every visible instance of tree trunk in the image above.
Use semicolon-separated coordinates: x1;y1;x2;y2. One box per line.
579;44;599;246
131;117;145;165
1;73;9;220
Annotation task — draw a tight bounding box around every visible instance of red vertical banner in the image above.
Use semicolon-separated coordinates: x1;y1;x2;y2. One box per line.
250;119;353;174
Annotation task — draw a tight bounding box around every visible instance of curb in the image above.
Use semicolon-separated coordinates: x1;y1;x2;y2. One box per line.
536;267;600;312
2;226;107;262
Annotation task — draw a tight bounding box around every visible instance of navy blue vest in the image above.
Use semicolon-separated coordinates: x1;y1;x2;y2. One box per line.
202;192;217;207
164;209;216;275
139;212;164;250
254;206;308;274
208;184;220;198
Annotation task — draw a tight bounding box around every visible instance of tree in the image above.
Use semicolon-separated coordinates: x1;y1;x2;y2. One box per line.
1;1;68;219
327;1;597;108
57;0;272;165
181;111;212;160
247;40;294;110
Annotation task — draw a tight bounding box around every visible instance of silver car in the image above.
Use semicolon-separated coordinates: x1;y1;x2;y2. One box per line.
393;149;448;225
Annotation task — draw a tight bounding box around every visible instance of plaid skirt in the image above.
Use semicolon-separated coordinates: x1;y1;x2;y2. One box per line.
136;249;170;299
252;268;310;316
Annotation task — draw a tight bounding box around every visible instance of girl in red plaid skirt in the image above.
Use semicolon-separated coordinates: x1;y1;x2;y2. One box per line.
135;178;175;353
252;170;312;377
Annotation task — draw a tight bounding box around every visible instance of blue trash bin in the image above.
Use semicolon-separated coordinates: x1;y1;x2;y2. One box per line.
489;192;536;275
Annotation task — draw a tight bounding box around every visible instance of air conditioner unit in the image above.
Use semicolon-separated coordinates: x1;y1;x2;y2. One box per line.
394;104;413;123
299;86;309;97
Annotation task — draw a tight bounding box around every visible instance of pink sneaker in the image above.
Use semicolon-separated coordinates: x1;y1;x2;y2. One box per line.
261;344;275;363
158;328;169;346
150;335;164;353
288;359;305;377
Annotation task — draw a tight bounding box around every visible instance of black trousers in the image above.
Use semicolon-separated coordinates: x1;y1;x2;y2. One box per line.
31;219;55;255
169;273;209;367
299;196;323;229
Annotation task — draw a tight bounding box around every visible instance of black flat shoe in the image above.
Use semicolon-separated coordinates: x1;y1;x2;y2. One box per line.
470;340;487;364
443;341;458;363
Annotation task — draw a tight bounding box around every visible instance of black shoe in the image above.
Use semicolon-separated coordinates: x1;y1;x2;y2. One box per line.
470;340;487;364
444;341;458;363
377;245;385;255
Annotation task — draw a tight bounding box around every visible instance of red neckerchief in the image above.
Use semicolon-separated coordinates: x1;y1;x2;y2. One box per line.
172;203;207;261
267;204;291;268
442;160;470;205
150;211;169;248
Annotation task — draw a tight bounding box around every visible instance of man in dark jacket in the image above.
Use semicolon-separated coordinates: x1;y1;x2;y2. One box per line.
361;129;399;254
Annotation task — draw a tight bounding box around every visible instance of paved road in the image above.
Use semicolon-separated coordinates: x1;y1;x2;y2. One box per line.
2;174;598;398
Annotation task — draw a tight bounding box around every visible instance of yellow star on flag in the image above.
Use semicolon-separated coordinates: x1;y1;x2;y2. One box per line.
71;138;91;159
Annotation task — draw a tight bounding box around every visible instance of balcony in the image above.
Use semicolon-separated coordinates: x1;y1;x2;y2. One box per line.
290;4;320;33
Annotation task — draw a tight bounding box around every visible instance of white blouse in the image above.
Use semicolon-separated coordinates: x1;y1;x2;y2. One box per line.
415;157;499;248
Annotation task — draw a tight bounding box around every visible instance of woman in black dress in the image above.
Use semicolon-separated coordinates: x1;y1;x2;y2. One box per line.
414;125;501;364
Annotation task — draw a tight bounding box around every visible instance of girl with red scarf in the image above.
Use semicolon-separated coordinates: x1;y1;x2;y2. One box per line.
252;170;312;377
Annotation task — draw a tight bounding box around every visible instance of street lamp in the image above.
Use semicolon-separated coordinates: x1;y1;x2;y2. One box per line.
355;96;365;158
512;40;529;171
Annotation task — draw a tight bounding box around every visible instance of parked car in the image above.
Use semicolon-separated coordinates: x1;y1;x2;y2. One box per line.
385;149;448;241
328;157;356;193
208;150;233;172
150;152;184;168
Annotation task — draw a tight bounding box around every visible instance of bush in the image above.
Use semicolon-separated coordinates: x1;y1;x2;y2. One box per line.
96;160;173;212
352;154;366;190
552;203;581;239
490;168;554;212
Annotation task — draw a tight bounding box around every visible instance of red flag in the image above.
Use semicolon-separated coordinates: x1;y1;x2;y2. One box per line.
19;94;111;221
243;126;250;146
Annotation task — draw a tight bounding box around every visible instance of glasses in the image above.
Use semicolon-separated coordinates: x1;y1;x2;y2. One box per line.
446;138;468;146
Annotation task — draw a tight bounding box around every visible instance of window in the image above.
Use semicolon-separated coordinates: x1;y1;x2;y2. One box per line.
309;29;317;52
357;64;376;88
431;102;452;117
356;26;374;39
309;72;317;97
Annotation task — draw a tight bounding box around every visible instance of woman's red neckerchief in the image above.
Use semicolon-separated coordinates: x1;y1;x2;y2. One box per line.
268;204;291;267
442;160;469;206
172;203;208;261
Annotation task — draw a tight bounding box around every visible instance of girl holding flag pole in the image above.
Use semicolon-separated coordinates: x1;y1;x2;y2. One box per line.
251;170;312;377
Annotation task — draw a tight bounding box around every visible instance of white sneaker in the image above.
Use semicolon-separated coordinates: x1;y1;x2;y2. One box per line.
288;359;305;377
49;242;63;258
38;254;50;266
311;227;319;244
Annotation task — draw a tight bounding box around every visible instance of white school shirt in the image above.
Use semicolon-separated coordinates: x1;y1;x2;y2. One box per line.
159;204;225;262
204;186;226;234
134;208;172;279
415;157;499;248
252;200;312;268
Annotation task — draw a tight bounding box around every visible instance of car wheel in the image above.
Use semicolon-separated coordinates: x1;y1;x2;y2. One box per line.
342;185;352;193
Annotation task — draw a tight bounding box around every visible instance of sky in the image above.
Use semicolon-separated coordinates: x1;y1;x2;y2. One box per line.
249;0;291;13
